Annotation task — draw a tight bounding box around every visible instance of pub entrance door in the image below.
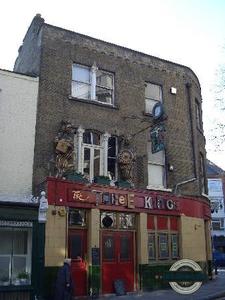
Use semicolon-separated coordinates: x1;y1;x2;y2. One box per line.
101;231;135;294
68;229;87;296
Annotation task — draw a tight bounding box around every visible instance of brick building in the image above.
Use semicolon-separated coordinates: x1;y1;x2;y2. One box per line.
13;14;211;298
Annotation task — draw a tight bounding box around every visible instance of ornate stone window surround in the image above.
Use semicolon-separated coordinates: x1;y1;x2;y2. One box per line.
75;127;111;181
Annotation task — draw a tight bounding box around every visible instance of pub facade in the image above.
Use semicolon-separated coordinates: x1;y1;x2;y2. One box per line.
13;14;212;298
45;178;211;296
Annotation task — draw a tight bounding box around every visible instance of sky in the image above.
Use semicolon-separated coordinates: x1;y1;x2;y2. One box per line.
1;0;225;169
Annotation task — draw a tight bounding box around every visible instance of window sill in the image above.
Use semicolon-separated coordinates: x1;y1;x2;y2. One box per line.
0;285;33;291
68;96;119;110
146;185;172;192
143;111;153;117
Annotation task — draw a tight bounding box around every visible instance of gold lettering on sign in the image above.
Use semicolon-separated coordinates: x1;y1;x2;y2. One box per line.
127;194;135;209
118;195;126;206
72;191;89;201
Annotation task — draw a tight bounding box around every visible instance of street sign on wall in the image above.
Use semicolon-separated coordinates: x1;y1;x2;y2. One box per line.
150;124;165;153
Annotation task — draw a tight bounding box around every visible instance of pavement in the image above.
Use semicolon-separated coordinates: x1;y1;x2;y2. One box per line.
93;269;225;300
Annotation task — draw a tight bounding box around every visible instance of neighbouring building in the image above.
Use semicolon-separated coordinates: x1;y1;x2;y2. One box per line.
207;159;225;253
13;14;211;299
0;69;46;300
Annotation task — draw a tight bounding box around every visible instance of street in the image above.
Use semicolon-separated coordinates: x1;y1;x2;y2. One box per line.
93;269;225;300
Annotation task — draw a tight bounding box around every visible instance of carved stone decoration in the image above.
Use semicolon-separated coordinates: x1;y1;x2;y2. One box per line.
117;135;135;182
55;121;75;177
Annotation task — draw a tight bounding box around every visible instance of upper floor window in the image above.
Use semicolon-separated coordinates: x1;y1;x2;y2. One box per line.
147;141;166;189
75;128;118;182
145;82;162;114
200;153;206;194
72;63;114;105
195;100;202;130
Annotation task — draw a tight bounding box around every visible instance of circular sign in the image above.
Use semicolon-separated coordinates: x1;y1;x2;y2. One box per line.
102;215;113;228
169;259;203;294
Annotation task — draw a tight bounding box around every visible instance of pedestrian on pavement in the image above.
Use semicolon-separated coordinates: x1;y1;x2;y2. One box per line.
54;258;74;300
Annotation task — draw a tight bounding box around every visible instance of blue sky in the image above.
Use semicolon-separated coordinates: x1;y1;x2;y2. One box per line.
1;0;225;168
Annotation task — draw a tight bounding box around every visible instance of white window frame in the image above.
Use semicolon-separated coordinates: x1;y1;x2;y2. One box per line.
82;144;103;181
0;227;32;286
147;141;166;190
145;82;162;115
212;218;224;230
75;127;111;182
72;63;114;105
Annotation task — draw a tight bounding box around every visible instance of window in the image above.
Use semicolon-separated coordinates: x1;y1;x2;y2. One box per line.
0;227;32;286
212;218;224;231
119;213;135;229
145;82;162;114
171;234;179;258
200;153;206;194
195;100;202;130
147;216;179;262
72;63;114;105
210;198;223;214
68;209;86;227
108;136;118;180
82;130;102;181
101;212;117;229
148;233;156;260
158;233;169;259
147;141;165;189
100;212;135;229
208;179;223;196
75;128;117;182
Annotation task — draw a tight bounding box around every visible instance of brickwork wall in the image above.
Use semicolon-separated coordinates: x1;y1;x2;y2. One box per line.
14;16;207;197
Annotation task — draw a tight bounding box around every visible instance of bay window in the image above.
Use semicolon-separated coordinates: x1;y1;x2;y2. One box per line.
72;63;114;105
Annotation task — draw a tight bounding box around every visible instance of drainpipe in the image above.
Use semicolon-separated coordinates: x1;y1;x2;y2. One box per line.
174;177;197;195
186;83;197;178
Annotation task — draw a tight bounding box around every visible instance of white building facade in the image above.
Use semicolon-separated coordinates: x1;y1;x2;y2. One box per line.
0;70;45;300
0;69;38;200
207;160;225;253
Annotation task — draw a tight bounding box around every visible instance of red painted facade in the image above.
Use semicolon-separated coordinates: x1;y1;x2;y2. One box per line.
47;177;211;220
46;177;211;295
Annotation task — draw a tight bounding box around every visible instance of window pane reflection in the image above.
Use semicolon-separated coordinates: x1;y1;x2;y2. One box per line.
83;148;90;179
